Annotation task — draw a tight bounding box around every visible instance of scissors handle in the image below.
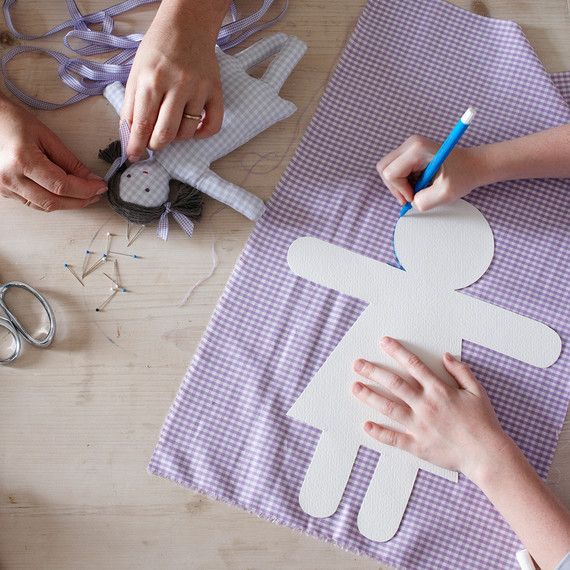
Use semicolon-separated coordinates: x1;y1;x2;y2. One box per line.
0;281;56;351
0;316;22;364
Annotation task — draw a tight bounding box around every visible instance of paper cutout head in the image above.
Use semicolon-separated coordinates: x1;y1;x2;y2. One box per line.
100;33;307;239
394;199;495;289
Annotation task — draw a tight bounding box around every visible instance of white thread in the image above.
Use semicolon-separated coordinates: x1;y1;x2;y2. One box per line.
178;237;218;307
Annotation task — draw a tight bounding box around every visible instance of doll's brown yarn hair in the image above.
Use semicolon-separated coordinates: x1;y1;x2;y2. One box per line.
98;140;204;225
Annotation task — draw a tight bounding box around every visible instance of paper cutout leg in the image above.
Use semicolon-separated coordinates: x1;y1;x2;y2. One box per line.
357;457;418;542
299;432;359;518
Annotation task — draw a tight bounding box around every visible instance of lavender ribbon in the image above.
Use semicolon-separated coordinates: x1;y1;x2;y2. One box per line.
1;0;288;110
157;202;194;241
104;119;131;182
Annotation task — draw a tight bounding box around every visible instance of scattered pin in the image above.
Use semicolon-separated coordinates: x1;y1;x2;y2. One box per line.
109;250;141;259
103;272;120;288
127;225;145;247
64;263;85;287
126;221;131;243
81;249;92;278
95;289;118;312
95;285;127;312
105;232;113;257
83;254;107;277
88;249;141;259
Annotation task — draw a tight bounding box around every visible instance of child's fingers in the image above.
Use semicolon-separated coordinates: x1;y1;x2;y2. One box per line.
352;381;412;425
379;337;441;389
412;180;449;212
363;421;413;451
380;147;431;204
376;148;408;205
353;358;421;402
442;353;482;395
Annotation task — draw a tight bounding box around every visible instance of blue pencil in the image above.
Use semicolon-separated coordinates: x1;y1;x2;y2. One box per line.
399;107;476;217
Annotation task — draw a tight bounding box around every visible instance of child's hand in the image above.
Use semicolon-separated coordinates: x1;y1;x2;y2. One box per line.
352;336;514;483
376;135;488;212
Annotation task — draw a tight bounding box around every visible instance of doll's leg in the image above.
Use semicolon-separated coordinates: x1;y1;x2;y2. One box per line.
299;431;359;518
233;33;289;71
357;457;418;542
261;36;307;93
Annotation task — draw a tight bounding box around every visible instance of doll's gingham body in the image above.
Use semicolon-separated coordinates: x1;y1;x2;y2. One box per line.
103;33;306;221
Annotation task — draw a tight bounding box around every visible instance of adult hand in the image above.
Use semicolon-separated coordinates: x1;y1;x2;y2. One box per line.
351;336;513;481
376;135;486;212
122;0;229;162
0;99;107;211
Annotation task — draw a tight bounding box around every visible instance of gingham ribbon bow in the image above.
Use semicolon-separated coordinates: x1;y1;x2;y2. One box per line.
157;202;195;241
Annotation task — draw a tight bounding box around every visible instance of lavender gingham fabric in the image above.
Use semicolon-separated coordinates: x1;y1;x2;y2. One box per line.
149;1;570;568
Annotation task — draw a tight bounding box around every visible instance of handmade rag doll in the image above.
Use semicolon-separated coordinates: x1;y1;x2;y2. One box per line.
99;33;307;239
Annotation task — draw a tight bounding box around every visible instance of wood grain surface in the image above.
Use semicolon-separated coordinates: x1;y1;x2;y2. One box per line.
0;1;569;569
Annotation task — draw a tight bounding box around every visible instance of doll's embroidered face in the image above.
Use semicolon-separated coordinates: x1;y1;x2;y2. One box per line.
119;160;171;208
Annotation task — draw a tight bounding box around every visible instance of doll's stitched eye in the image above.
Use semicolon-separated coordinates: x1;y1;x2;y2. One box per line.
126;174;131;178
144;188;150;192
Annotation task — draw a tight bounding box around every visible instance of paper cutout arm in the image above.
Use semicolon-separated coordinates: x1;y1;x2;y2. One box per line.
196;169;265;221
288;237;400;303
458;294;562;368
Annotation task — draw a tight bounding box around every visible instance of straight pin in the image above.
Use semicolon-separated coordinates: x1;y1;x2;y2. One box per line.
89;250;141;259
127;225;145;247
95;289;118;312
83;254;107;277
81;249;92;278
109;250;141;259
64;263;84;287
103;272;120;288
105;232;113;257
113;258;119;285
126;221;131;243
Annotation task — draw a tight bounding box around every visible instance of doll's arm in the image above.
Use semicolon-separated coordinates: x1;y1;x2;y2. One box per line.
196;169;265;221
233;33;289;71
458;294;561;368
288;237;400;303
261;36;307;92
103;81;126;116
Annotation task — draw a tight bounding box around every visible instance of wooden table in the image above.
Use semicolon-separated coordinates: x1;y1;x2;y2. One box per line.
1;1;569;568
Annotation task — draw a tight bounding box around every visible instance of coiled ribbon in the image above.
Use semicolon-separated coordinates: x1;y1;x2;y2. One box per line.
1;0;288;109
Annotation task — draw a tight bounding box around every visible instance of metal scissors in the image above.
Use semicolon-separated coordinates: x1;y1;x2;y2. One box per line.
0;281;56;364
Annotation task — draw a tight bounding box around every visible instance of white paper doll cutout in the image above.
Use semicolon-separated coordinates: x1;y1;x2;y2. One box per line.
287;199;561;542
